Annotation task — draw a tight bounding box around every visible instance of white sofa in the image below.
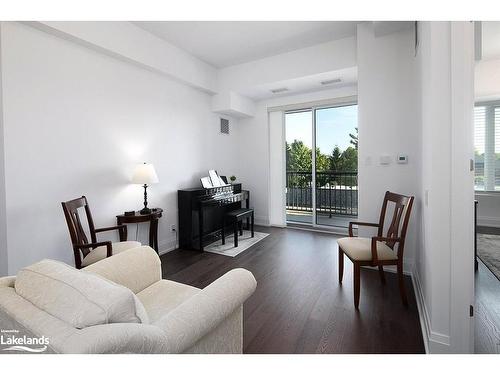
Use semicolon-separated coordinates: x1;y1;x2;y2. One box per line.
0;246;257;354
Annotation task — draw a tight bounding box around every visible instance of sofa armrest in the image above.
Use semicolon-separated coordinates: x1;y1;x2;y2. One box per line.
153;268;257;353
84;246;161;294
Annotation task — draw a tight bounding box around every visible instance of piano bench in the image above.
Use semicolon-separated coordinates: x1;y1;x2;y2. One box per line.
222;208;254;248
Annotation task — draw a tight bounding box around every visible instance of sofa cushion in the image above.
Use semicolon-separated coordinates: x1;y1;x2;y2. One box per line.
137;280;200;323
15;259;148;329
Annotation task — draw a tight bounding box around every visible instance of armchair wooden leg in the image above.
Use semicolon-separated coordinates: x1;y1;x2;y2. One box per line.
397;263;408;306
354;263;360;309
378;266;386;284
338;248;344;284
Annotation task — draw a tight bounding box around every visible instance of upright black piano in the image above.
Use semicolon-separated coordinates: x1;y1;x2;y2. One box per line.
178;183;250;251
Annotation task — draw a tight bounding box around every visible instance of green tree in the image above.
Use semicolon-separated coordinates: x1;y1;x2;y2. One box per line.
287;140;312;171
349;127;358;150
315;147;329;171
341;147;358;172
329;146;343;171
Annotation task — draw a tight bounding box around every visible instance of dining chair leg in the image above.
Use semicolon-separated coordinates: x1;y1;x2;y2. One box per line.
397;262;408;306
354;263;360;309
378;265;386;284
338;248;344;284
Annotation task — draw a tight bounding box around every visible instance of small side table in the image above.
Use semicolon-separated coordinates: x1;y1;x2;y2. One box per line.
116;208;163;253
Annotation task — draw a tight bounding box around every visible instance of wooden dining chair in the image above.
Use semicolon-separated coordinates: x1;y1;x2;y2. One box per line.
337;191;414;309
61;196;141;269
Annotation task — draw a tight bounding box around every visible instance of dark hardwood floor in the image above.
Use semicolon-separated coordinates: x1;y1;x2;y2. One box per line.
475;226;500;354
161;226;425;354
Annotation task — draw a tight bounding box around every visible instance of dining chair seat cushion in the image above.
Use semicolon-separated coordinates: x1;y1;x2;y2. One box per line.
337;237;398;261
81;241;141;267
15;259;148;329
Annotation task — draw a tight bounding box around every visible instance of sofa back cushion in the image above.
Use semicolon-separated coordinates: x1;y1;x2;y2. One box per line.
15;259;148;329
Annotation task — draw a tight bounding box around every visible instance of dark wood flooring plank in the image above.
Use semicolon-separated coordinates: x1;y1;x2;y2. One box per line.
161;226;425;354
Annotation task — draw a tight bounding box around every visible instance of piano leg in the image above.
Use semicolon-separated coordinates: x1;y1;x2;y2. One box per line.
221;217;225;245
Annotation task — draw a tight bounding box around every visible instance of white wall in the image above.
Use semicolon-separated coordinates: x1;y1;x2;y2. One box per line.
0;22;235;274
0;25;7;276
217;37;357;96
356;23;420;272
31;21;218;94
234;86;357;226
415;21;475;353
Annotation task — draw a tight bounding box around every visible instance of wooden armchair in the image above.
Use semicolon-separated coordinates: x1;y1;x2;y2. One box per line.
337;191;414;309
62;196;141;269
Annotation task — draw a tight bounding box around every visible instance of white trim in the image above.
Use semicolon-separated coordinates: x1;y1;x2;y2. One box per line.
268;95;357;113
412;267;451;353
158;236;178;256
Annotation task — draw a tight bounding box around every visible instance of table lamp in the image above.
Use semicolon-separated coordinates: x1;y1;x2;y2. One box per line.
132;162;159;214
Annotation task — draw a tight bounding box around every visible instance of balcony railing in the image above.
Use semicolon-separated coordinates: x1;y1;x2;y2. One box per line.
286;171;358;216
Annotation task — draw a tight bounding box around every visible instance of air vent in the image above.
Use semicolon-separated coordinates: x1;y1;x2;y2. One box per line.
320;78;342;86
220;118;229;135
270;87;289;94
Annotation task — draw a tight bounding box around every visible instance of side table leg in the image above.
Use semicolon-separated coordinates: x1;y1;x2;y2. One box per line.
150;218;159;253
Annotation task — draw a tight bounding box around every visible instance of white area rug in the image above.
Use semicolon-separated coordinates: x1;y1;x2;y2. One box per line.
204;230;269;257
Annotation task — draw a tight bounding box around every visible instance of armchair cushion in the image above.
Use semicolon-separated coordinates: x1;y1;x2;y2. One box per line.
137;280;200;323
337;237;398;261
15;259;148;329
81;241;141;267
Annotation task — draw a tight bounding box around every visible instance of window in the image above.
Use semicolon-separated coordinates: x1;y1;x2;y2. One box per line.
474;102;500;191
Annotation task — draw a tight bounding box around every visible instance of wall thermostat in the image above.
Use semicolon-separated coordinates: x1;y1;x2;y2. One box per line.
397;154;408;164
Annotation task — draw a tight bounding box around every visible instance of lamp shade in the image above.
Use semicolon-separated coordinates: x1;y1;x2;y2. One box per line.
131;163;159;184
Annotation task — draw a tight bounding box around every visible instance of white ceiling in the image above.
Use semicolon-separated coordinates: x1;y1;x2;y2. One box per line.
240;67;358;100
482;21;500;61
133;21;358;68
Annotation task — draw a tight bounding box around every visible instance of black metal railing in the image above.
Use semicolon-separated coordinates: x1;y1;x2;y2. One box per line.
286;171;358;216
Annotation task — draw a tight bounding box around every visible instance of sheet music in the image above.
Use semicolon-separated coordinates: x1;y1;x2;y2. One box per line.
209;170;222;187
200;176;213;188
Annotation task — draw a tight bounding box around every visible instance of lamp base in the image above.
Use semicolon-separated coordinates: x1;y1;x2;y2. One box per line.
140;207;152;215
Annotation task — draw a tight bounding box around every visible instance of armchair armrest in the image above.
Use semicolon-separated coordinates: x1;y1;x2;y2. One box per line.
95;224;128;241
348;221;380;237
370;236;402;263
84;246;161;294
153;268;257;353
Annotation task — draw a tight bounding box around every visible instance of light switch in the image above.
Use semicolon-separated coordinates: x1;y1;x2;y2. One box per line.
379;155;391;165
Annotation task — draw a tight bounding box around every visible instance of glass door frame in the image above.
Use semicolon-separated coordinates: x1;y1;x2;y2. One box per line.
284;98;358;230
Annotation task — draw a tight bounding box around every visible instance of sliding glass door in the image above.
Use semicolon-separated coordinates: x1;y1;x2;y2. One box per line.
285;103;358;228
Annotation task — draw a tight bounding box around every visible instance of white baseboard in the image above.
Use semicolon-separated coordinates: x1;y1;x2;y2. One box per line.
158;236;178;256
254;215;270;227
411;267;451;353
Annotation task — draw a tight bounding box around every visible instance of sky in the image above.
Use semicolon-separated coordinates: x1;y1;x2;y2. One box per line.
285;105;358;155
